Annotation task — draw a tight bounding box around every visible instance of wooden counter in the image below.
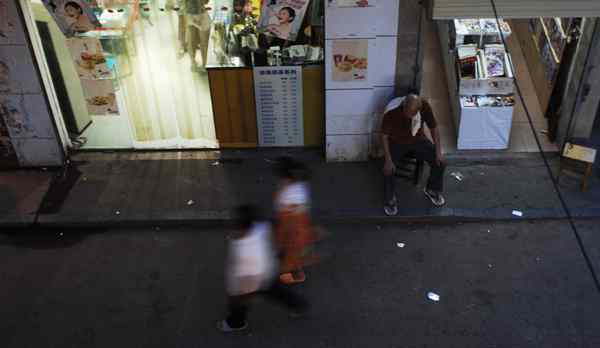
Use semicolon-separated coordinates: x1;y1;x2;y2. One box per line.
207;65;324;148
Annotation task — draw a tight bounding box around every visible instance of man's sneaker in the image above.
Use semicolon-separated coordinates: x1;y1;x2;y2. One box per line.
217;319;247;332
384;196;399;216
424;188;446;207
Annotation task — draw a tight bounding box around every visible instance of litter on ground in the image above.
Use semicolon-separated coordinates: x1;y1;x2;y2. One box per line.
427;292;440;302
450;172;464;181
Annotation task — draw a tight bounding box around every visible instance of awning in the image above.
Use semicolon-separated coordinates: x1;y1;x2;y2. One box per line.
431;0;600;19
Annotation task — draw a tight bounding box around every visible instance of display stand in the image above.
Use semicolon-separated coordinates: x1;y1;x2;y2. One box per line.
439;19;516;150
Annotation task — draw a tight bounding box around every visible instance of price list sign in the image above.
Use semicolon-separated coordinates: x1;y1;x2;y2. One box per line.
253;66;304;147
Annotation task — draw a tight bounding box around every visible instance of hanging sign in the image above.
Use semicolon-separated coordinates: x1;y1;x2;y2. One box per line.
253;66;303;147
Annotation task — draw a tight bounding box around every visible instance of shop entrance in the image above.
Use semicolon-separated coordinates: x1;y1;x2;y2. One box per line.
421;14;583;154
28;0;218;149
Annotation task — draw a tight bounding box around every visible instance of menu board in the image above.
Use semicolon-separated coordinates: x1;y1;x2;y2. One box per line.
253;66;303;147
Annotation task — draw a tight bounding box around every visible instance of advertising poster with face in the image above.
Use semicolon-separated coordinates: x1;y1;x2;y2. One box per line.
257;0;310;41
81;79;119;115
67;38;112;79
331;39;368;82
42;0;101;37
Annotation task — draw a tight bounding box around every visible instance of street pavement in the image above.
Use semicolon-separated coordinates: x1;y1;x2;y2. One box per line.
1;219;599;348
3;150;600;229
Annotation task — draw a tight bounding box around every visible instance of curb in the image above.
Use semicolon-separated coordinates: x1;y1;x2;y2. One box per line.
2;206;600;230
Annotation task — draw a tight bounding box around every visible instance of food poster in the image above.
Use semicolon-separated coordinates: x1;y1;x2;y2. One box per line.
41;0;101;37
67;38;112;79
331;39;368;82
328;0;370;7
81;79;119;115
257;0;310;41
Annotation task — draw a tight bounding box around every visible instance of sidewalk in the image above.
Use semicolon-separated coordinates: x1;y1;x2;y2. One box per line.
1;149;599;228
0;170;53;227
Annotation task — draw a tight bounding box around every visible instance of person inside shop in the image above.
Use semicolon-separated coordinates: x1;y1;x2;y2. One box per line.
381;94;447;216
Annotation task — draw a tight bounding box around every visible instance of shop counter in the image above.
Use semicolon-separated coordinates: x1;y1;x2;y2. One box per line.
458;105;513;150
207;64;324;148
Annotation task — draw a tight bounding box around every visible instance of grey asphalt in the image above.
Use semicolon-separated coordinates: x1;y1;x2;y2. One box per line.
1;219;599;347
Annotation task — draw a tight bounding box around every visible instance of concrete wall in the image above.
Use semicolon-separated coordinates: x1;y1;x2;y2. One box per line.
325;0;423;162
556;18;600;146
395;0;424;95
0;0;64;167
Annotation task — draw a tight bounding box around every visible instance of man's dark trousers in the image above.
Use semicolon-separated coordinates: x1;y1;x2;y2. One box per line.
384;138;446;203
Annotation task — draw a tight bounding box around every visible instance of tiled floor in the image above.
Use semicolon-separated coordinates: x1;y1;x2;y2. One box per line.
422;18;559;154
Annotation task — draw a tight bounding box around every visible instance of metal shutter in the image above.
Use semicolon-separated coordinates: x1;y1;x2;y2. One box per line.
431;0;600;19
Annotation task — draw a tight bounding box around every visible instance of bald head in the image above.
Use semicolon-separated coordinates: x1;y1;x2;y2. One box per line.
402;94;423;118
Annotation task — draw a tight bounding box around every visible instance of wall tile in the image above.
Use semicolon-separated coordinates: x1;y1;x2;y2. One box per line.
1;94;56;139
326;134;369;162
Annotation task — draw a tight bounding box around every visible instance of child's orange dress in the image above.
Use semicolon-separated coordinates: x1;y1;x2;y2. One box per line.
275;182;318;283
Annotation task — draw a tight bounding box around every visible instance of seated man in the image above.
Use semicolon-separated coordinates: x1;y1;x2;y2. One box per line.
381;94;446;216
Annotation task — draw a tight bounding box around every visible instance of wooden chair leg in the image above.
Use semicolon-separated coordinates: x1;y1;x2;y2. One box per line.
582;163;593;192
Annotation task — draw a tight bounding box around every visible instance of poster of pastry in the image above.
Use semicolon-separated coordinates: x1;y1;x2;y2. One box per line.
67;38;112;79
329;0;370;7
81;79;118;115
41;0;101;37
331;39;368;82
257;0;310;41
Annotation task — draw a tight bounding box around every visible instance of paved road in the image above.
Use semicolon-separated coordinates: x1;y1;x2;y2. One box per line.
1;220;599;348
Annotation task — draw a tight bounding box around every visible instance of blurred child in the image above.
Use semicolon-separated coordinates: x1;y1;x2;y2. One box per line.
274;157;319;284
218;205;308;332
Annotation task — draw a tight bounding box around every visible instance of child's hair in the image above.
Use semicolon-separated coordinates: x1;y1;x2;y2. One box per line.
276;156;309;181
235;204;259;229
64;1;83;14
279;6;296;22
